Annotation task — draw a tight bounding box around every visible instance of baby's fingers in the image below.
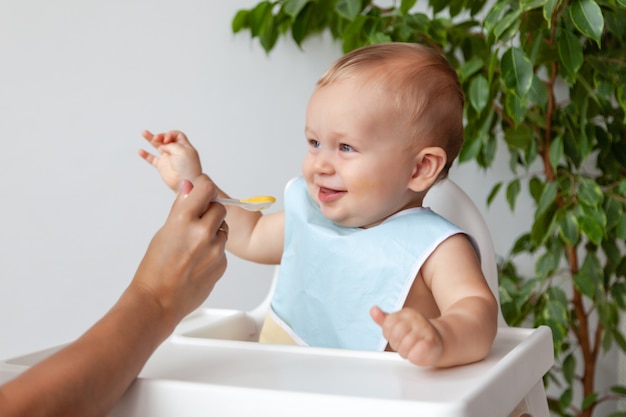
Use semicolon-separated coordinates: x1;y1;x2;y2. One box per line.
166;130;190;145
370;306;388;326
138;148;158;165
141;130;163;147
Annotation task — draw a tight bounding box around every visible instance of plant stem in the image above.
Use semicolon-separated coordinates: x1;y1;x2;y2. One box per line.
544;51;597;415
569;244;600;417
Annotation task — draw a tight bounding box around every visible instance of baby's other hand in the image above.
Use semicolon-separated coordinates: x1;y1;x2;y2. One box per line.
138;130;202;192
370;306;443;367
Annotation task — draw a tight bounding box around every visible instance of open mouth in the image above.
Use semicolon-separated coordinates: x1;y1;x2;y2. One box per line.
318;187;345;203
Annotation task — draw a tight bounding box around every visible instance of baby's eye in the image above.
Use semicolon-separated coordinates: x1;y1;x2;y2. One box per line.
339;143;354;152
308;139;321;148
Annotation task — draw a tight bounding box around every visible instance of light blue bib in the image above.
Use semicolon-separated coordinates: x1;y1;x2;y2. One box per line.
270;176;474;351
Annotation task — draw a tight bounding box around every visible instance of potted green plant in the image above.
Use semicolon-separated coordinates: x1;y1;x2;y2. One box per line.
230;0;626;415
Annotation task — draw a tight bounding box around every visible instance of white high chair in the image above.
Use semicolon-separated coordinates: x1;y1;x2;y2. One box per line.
0;179;554;417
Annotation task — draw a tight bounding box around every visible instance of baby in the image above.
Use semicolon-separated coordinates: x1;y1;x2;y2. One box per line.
139;42;498;368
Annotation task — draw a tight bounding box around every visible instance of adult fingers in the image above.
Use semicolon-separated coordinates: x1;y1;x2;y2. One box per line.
178;179;194;197
172;175;218;220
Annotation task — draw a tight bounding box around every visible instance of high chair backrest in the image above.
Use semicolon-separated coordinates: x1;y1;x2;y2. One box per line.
424;179;507;326
249;178;507;327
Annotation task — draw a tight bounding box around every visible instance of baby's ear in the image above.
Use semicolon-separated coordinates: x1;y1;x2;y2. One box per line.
407;147;447;193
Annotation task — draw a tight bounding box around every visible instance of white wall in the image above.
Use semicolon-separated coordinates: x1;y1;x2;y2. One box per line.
0;0;530;362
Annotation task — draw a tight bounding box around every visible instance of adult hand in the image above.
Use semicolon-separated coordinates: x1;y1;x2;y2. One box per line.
131;174;228;328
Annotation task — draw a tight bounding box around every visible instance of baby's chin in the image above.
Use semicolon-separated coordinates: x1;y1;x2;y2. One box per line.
322;209;382;229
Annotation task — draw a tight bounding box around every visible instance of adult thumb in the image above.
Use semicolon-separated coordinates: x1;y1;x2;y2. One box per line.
178;179;194;198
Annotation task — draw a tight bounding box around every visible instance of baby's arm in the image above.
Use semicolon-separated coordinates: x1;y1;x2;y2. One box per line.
371;234;498;368
221;200;285;264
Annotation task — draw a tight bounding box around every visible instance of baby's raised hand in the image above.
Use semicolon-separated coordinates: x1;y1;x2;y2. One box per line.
138;130;202;192
370;306;444;367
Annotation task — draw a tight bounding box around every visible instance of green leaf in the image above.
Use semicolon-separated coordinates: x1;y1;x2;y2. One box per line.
604;325;616;352
543;287;569;323
249;2;272;37
469;75;489;112
537;182;558;217
527;75;549;109
336;0;362;21
505;92;527;125
574;271;597;299
559;210;580;245
458;58;484;82
468;0;489;15
487;182;503;207
603;240;622;277
577;179;604;208
529;177;543;203
501;47;534;98
605;196;623;231
459;132;484;162
369;32;392;44
429;0;449;14
615;329;626;352
284;0;310;18
259;13;280;52
493;9;522;41
482;132;498;166
484;45;497;83
575;253;603;299
232;9;250;33
618;83;626;122
619;179;626;196
506;179;521;210
610;385;626;396
559;388;573;409
511;233;534;254
536;251;558;277
563;353;576;384
557;28;584;82
598;301;618;336
521;0;547;11
569;0;604;47
579;207;606;245
400;0;418;15
611;282;626;310
549;136;564;171
543;0;558;27
484;1;508;35
448;0;466;17
616;216;626;240
532;202;558;245
504;125;533;150
582;392;598;410
292;5;315;45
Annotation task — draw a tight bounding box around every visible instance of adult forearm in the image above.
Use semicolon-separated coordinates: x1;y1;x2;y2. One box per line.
0;287;172;417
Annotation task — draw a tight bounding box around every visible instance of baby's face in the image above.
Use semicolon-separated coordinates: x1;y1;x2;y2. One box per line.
302;75;422;228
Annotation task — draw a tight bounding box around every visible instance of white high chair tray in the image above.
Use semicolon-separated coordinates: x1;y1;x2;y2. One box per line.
0;325;553;417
